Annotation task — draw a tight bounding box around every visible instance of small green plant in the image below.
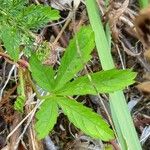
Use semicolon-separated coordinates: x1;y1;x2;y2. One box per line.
0;0;60;60
29;26;136;141
0;0;137;142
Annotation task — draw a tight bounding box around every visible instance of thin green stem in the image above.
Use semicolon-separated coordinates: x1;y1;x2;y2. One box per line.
19;68;25;97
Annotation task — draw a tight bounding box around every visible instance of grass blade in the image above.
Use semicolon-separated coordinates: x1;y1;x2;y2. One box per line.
86;0;142;149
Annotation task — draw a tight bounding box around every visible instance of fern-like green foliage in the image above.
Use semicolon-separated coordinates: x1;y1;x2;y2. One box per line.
0;0;60;60
18;4;60;30
29;26;137;141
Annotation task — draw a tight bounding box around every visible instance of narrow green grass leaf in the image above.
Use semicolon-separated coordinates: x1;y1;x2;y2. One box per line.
55;69;136;96
35;99;58;139
1;26;21;61
29;53;54;92
56;97;114;141
54;26;95;91
86;0;142;149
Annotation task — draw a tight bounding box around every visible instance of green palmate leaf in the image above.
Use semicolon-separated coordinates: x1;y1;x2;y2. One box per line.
55;69;136;95
18;4;60;30
54;26;95;91
35;99;58;139
29;53;54;92
1;26;21;61
56;97;114;141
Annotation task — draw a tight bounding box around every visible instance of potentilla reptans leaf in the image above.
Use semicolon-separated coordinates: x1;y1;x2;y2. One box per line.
29;53;55;92
54;26;95;91
35;98;58;139
55;69;136;95
1;26;21;61
56;97;114;141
